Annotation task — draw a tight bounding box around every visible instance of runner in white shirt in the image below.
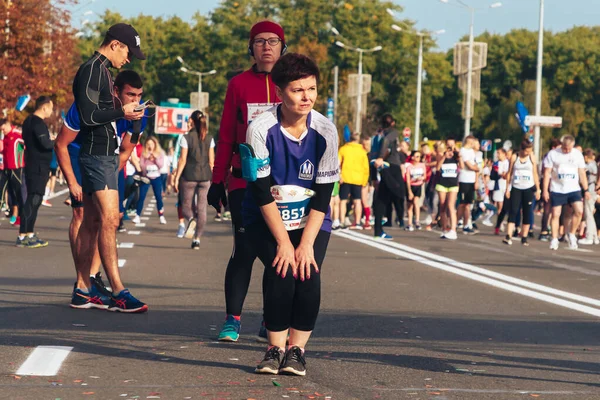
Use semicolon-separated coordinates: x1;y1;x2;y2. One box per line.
458;136;480;234
542;135;590;250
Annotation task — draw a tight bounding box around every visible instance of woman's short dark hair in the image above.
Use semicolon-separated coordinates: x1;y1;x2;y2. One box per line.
271;53;320;89
189;110;208;138
114;70;143;90
520;139;533;151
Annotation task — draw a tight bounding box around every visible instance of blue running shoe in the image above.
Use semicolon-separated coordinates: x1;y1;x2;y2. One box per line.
376;232;394;240
15;236;29;247
70;286;110;310
25;234;48;248
218;315;241;342
108;289;148;313
176;224;185;238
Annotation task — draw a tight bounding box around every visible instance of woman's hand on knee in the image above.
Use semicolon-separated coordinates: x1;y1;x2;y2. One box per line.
295;242;318;281
273;240;296;279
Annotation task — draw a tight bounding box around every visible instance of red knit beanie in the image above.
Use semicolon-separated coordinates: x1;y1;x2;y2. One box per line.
249;20;286;45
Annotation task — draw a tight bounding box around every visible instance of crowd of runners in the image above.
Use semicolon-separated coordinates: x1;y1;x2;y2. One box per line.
2;16;600;380
331;125;600;251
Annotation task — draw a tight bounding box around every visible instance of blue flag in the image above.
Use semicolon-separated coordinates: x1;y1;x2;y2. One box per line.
515;101;530;133
16;94;31;111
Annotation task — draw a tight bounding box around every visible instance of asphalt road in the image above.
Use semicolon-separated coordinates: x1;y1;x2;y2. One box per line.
0;190;599;400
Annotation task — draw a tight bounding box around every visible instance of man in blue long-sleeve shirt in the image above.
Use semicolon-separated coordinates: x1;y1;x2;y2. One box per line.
18;96;54;248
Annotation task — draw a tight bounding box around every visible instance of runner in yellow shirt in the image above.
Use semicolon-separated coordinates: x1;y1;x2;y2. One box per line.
338;132;370;229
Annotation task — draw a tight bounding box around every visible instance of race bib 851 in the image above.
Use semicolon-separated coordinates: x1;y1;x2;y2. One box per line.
271;185;315;231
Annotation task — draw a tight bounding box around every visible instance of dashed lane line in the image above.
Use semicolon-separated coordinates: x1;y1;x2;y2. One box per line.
16;346;73;376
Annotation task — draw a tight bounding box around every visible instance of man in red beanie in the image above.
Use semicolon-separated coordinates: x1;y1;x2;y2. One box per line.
209;20;286;342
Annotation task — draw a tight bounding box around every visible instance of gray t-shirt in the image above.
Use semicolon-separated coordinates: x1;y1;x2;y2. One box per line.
585;161;597;186
378;128;402;166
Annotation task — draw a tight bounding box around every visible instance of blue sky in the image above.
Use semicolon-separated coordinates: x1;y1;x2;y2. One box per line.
73;0;600;50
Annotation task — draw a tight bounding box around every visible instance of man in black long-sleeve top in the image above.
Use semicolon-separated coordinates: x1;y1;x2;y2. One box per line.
72;23;147;313
372;113;407;239
18;96;55;248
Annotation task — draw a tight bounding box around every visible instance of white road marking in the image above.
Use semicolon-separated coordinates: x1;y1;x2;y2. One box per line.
336;230;600;317
118;242;135;249
127;231;141;235
143;212;152;216
16;346;73;376
46;188;70;200
343;230;600;308
377;388;594;395
135;223;146;227
140;217;150;221
118;259;126;268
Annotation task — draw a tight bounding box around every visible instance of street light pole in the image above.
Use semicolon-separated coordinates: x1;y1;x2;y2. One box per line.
464;7;475;138
414;35;424;150
440;1;502;138
356;49;363;133
198;73;202;99
333;65;339;125
534;0;544;162
331;29;381;135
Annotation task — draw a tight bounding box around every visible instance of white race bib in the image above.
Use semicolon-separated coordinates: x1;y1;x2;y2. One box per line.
514;169;532;182
247;103;279;125
557;164;577;182
410;167;425;180
441;164;458;178
271;185;315;231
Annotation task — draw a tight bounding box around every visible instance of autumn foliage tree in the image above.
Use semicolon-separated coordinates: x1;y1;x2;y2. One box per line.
0;0;79;128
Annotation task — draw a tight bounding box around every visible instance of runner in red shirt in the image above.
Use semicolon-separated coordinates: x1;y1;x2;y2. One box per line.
1;119;25;225
208;20;287;342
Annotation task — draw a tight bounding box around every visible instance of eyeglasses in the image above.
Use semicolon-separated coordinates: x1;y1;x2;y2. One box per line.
253;37;282;47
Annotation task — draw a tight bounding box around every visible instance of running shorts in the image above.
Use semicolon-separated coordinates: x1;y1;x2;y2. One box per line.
339;183;362;201
410;185;422;198
68;146;84;208
79;153;119;195
459;182;475;204
550;191;583;207
435;184;459;193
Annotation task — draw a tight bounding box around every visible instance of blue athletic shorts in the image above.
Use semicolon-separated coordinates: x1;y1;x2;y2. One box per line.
550;191;582;207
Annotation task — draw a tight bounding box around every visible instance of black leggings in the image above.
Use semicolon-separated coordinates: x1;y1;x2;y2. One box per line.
249;223;330;332
374;168;405;236
20;192;43;234
508;187;534;225
1;168;24;209
224;188;259;316
495;195;510;229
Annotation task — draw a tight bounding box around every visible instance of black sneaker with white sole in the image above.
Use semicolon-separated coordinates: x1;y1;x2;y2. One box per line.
91;272;112;296
279;346;306;376
255;346;283;375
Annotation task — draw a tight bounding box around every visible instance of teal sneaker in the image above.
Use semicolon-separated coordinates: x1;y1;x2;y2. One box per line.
218;315;241;342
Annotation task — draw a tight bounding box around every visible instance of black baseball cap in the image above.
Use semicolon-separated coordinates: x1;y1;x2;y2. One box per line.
106;23;146;60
